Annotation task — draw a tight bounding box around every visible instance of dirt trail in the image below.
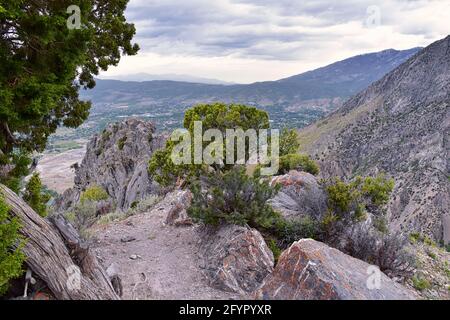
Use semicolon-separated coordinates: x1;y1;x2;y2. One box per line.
91;198;242;300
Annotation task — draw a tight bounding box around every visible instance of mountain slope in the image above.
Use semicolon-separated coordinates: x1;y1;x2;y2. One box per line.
299;36;450;243
279;48;421;97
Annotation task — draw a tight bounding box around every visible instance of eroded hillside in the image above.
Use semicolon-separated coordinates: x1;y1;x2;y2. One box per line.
299;36;450;243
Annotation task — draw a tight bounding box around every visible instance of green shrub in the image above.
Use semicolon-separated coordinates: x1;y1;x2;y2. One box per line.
326;179;354;214
279;128;300;156
117;136;127;150
423;236;437;247
266;239;282;263
23;173;51;217
130;201;139;209
253;153;320;177
0;195;26;295
409;232;421;244
148;146;196;187
317;174;396;248
361;174;395;207
408;232;438;247
80;185;109;203
188;166;280;229
101;130;111;142
412;275;431;291
426;249;436;260
274;216;320;248
279;154;319;175
444;267;450;279
324;174;394;237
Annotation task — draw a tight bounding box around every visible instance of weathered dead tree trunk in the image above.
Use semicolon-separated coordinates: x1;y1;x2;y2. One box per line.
0;184;119;300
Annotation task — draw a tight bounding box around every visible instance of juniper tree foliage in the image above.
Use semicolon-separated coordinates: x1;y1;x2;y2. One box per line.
0;195;25;295
188;166;280;229
149;103;271;186
322;174;395;242
23;172;50;217
253;153;319;177
279;128;300;156
0;0;139;187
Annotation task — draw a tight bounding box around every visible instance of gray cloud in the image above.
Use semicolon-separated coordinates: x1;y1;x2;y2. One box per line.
125;0;448;61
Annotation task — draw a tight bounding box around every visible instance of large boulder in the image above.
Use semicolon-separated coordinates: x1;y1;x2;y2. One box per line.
269;171;328;221
256;239;416;300
56;119;165;211
199;225;274;295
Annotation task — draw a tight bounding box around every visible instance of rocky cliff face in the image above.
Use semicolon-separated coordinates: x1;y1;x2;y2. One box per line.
299;36;450;243
56;119;164;211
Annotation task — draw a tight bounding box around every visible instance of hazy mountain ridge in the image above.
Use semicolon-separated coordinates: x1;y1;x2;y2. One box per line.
299;36;450;242
98;73;236;85
83;47;421;113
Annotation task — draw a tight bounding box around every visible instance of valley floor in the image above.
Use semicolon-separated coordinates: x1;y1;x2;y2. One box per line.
37;147;86;194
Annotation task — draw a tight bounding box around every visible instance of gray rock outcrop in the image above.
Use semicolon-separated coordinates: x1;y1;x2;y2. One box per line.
56;118;164;211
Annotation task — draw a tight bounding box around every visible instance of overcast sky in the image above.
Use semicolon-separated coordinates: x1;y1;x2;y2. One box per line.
100;0;450;83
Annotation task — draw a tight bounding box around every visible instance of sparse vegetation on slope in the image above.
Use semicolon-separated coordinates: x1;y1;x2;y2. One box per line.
80;185;109;203
298;37;450;244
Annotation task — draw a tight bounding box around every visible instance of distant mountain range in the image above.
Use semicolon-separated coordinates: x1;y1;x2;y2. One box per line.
83;47;421;116
98;73;236;85
58;46;422;147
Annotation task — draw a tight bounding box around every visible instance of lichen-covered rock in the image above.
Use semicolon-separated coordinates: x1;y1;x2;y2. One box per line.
56;119;165;211
199;225;274;295
269;171;328;221
256;239;416;300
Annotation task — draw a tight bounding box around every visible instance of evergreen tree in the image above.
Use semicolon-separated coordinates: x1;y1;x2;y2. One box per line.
0;0;139;187
23;173;50;217
149;103;271;186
